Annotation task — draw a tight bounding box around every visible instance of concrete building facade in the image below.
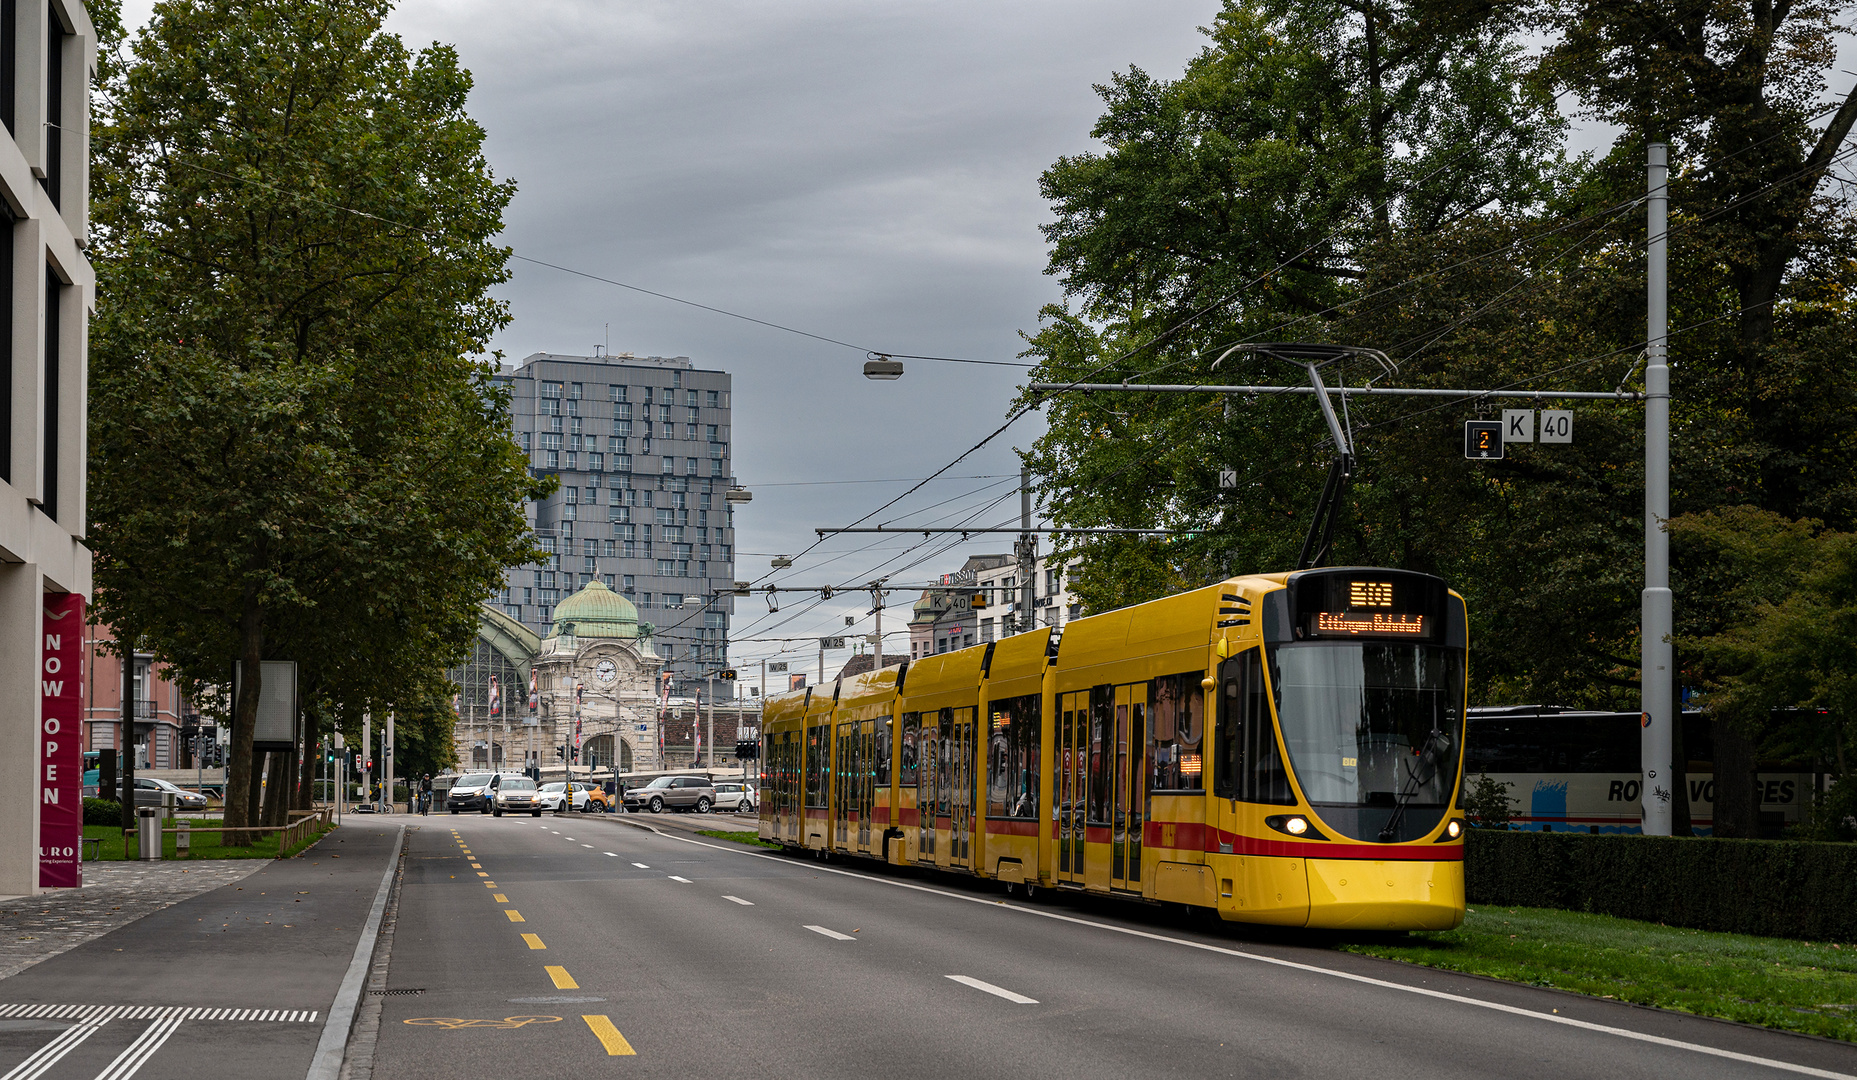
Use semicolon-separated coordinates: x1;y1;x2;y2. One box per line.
495;352;739;699
0;0;96;895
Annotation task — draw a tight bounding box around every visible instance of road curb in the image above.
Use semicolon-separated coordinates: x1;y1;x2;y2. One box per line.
305;823;405;1080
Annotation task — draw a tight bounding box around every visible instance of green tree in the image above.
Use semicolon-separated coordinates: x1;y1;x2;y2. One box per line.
88;0;543;842
1670;507;1857;838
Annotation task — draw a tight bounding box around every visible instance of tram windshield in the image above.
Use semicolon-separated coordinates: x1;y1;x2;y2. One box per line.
1271;642;1464;842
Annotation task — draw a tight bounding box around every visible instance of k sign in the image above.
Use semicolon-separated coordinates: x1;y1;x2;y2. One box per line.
41;594;84;888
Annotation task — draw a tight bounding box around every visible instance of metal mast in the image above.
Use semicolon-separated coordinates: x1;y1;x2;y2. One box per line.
1641;143;1674;836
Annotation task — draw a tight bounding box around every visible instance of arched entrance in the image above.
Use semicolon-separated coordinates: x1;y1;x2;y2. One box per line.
582;734;632;772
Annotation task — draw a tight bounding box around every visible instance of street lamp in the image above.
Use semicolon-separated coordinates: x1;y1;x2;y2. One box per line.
863;354;903;380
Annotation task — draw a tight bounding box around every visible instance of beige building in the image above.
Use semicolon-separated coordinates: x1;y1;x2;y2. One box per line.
0;0;97;895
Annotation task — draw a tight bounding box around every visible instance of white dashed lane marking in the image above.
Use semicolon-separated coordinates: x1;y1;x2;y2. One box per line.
668;876;691;883
806;925;856;941
947;975;1038;1004
632;863;649;869
723;896;753;906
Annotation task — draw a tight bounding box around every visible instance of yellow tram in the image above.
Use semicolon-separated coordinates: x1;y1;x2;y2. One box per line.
758;566;1468;930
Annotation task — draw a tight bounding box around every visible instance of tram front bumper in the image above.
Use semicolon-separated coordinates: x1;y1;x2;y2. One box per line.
1303;857;1464;931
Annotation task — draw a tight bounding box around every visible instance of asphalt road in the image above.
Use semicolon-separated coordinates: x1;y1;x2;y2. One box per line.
366;813;1857;1080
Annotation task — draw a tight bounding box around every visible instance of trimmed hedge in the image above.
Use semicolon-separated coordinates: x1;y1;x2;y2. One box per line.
82;798;122;826
1466;829;1857;943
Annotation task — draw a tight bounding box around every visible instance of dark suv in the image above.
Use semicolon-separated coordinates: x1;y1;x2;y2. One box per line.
622;776;716;814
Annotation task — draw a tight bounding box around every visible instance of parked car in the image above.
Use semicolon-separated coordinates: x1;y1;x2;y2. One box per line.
493;776;541;817
535;782;610;814
129;777;208;811
713;782;755;814
621;776;715;814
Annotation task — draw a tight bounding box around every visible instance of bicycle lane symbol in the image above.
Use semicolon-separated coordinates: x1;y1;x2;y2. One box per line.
403;1016;563;1030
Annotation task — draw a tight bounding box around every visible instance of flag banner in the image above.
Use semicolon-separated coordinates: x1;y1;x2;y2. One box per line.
40;594;84;888
488;675;502;716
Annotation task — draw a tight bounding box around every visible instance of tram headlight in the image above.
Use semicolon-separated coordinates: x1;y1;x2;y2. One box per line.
1446;819;1463;839
1264;814;1324;839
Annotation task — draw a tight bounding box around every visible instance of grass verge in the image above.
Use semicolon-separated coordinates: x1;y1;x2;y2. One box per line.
82;821;335;861
1342;904;1857;1042
697;829;782;849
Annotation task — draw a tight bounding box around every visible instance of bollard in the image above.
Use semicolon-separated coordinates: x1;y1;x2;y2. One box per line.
176;819;190;853
137;807;160;861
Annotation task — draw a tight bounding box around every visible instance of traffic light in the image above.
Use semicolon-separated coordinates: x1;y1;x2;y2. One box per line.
555;747;565;760
720;669;737;681
365;759;373;773
735;738;758;760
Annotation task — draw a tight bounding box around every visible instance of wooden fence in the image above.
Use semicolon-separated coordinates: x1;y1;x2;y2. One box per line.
160;806;334;857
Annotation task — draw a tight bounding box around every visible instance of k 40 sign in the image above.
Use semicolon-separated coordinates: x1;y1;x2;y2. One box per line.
41;594;83;888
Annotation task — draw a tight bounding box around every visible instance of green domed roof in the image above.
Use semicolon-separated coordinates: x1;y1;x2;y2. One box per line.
549;579;641;639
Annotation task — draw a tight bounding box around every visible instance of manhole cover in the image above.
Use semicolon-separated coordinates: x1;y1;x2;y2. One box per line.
370;989;425;996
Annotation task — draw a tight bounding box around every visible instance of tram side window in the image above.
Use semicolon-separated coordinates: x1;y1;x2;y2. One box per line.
899;712;920;787
1149;672;1205;791
1088;685;1113;824
985;694;1041;819
877;716;893;788
1213;650;1294;804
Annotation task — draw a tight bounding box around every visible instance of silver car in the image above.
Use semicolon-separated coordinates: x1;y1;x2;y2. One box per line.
131;777;208;811
493;776;541;817
713;782;755;813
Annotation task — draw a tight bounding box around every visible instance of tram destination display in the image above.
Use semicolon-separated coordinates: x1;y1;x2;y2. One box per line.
1291;571;1448;642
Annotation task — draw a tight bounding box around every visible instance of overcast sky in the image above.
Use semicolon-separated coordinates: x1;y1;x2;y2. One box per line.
116;1;1842;678
374;0;1237;673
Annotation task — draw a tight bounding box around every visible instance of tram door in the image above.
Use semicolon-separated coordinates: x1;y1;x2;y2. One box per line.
857;720;876;852
916;717;937;860
1057;691;1088;885
1111;685;1146;891
947;708;975;869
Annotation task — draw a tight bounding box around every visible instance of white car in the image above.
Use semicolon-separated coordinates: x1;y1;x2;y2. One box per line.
535;782;607;813
713;782;756;813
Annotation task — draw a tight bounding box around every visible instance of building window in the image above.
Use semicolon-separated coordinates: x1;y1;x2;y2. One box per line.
615;401;631;420
708;443;724;459
658;404;672;423
685;458;697;475
709;459;725;477
570;382;583;399
542;381;564;398
540;432;562;450
564;487;578;504
980;618;994;643
661;456;675;474
685;422;698;440
545;450;559;469
588;452;603;471
657;560;676;576
609;384;626;402
706;390;720;408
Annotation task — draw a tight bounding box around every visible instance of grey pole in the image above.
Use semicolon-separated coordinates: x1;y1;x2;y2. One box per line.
1641;142;1675;837
706;672;715;770
361;713;371;809
385;711;396;814
1018;468;1036;633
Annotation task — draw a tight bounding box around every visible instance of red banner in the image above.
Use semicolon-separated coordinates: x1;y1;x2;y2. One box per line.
40;593;84;888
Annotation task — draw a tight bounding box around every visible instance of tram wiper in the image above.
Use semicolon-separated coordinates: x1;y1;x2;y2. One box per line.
1377;727;1450;843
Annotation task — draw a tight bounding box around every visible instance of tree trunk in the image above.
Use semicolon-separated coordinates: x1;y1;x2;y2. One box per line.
225;589;264;846
1710;713;1760;838
119;634;137;852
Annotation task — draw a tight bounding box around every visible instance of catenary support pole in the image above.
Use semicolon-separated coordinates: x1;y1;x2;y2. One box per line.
1018;468;1036;633
1642;142;1675;837
706;673;715;770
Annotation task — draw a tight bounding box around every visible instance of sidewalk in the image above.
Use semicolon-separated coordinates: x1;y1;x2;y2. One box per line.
0;860;265;980
0;822;404;1079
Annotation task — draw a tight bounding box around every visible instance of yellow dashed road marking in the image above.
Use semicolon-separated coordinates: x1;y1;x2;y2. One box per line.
522;933;545;950
493;894;508;903
546;966;578;989
582;1015;635;1055
477;872;489;877
506;910;525;923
